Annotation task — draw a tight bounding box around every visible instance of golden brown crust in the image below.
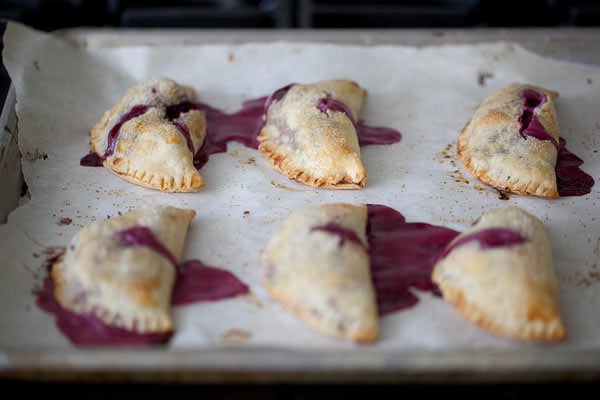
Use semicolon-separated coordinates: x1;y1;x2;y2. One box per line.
261;203;378;342
457;83;560;198
52;205;196;334
432;207;566;342
257;79;368;189
90;77;206;192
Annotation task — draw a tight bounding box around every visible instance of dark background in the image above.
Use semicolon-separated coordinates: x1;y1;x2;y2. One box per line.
2;0;600;30
1;0;600;109
1;0;599;397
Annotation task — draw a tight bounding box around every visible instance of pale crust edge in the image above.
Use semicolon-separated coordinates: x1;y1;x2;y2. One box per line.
258;135;366;190
261;278;378;343
104;161;205;192
434;278;567;343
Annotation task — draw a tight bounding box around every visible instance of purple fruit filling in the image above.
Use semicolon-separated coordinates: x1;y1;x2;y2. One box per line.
439;228;526;260
316;95;356;123
116;226;177;266
518;89;558;150
311;222;366;248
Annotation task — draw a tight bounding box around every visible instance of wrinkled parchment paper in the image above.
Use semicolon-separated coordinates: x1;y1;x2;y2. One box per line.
1;21;599;355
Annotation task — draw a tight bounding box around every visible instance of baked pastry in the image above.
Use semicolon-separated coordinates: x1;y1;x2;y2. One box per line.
457;83;560;198
261;203;378;342
51;205;196;335
89;77;207;192
431;207;566;342
257;79;368;189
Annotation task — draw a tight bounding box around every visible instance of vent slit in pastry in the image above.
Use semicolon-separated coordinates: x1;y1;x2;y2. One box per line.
116;226;178;266
439;227;526;259
311;222;367;249
518;89;558;149
316;94;356;123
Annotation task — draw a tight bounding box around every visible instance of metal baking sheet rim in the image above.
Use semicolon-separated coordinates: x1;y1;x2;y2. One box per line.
2;347;600;383
2;29;600;383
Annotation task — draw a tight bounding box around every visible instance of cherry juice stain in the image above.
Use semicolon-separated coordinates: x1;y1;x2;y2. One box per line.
366;204;459;315
556;137;595;196
80;83;402;169
36;226;249;346
36;277;172;346
516;89;594;196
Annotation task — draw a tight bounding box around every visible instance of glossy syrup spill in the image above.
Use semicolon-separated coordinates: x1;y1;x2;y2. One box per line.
366;204;459;315
36;277;172;346
556;137;595;196
80;83;402;169
36;226;248;346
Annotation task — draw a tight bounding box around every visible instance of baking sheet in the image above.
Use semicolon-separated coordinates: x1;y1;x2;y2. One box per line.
1;21;599;380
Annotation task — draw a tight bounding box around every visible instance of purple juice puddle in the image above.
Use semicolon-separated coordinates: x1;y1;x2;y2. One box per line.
556;137;595;196
191;99;264;169
172;260;249;305
188;83;295;169
356;125;402;146
36;226;248;346
439;228;526;261
311;222;366;249
316;94;401;146
80;152;103;167
517;89;593;196
366;204;459;315
518;89;559;150
36;276;171;346
116;226;249;304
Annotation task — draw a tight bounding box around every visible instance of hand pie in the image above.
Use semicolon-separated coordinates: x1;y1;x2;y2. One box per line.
257;79;368;189
432;207;566;342
51;205;196;335
89;77;207;192
261;203;378;342
457;83;560;198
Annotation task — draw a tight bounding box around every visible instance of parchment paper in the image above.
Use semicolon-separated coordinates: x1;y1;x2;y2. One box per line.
1;21;599;355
